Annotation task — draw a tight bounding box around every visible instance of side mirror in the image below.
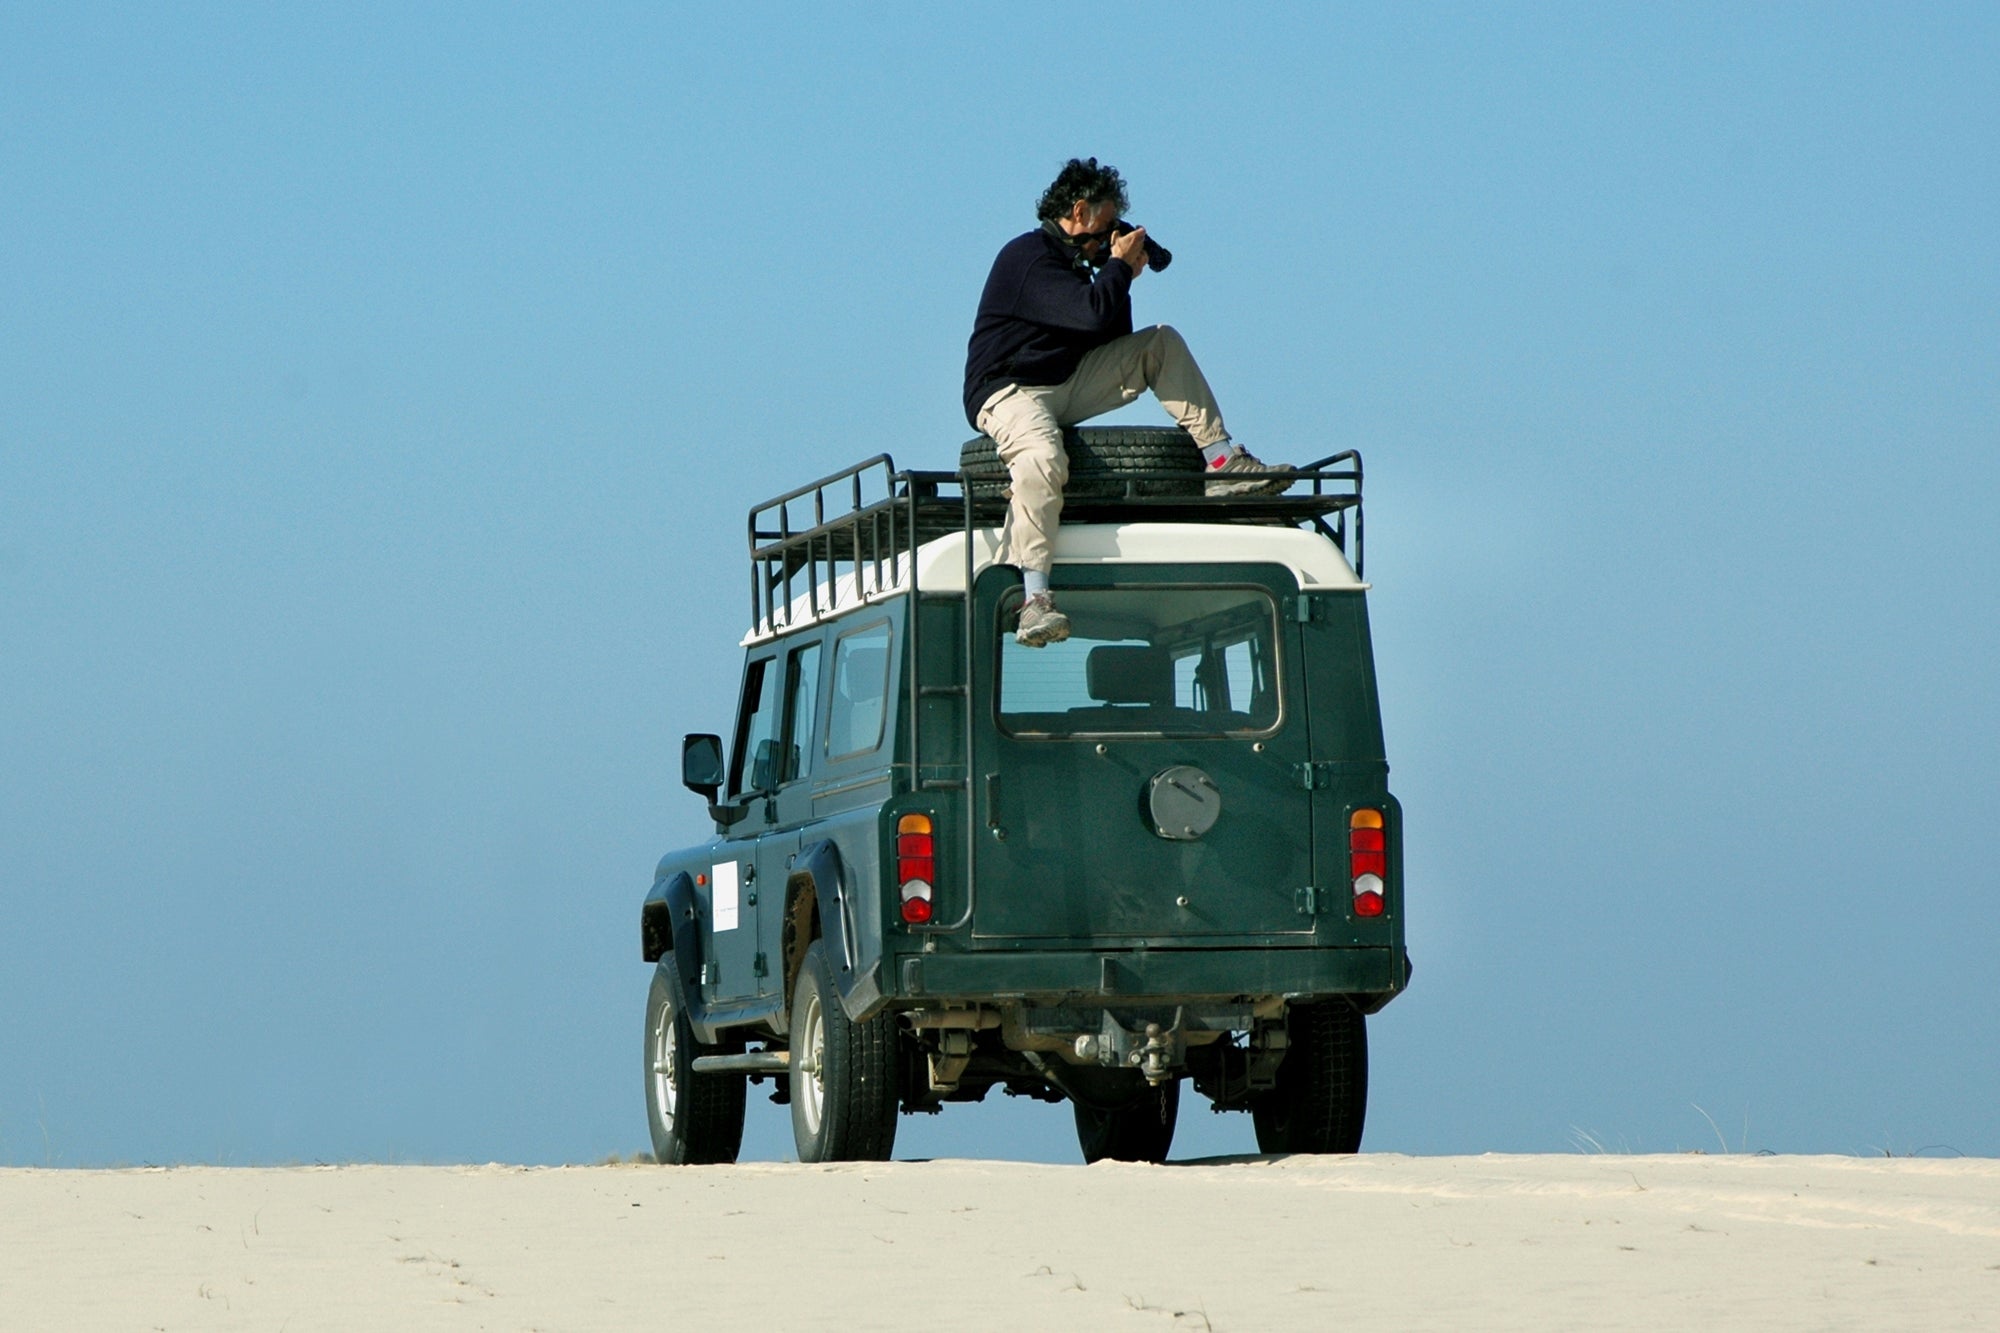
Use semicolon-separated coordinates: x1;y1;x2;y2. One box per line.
681;733;724;802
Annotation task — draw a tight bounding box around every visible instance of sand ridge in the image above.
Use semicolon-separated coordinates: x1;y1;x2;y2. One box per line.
4;1154;1996;1330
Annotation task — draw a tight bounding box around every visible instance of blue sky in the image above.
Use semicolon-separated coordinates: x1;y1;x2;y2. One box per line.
3;3;1995;1165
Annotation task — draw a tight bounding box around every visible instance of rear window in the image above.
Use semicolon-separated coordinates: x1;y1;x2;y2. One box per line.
997;586;1281;737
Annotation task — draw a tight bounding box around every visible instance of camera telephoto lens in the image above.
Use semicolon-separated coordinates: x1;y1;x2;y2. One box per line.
1112;220;1173;272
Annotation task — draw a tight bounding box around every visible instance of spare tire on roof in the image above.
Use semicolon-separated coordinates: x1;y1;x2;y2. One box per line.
959;426;1204;501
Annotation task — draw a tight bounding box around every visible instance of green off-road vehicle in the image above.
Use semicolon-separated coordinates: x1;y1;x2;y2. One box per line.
641;427;1410;1164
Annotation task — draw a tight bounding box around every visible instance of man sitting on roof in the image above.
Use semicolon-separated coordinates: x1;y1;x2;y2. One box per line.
964;156;1293;648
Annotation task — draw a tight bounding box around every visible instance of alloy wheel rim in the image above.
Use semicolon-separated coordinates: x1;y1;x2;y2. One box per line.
651;1006;679;1131
798;992;826;1136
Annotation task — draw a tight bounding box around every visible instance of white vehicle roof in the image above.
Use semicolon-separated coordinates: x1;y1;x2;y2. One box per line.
744;522;1363;645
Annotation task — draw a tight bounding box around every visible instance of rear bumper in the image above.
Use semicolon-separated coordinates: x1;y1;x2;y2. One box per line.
894;945;1409;1010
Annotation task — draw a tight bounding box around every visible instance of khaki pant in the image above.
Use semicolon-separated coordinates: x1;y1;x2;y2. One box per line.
974;324;1229;574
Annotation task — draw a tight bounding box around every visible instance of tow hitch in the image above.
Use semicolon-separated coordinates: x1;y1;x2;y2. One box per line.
1073;1008;1188;1086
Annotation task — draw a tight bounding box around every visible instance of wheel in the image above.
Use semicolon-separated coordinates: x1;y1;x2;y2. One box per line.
643;961;746;1165
1072;1078;1180;1164
1251;1000;1368;1154
960;426;1205;500
789;939;899;1163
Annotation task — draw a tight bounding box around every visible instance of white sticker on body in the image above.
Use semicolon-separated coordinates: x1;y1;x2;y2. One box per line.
712;860;740;931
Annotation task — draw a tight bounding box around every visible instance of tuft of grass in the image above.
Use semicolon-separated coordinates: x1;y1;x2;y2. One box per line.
1688;1103;1770;1154
1690;1103;1732;1155
1568;1126;1611;1155
1567;1127;1640;1155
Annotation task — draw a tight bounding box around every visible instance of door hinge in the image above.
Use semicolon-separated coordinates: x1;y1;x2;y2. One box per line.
1296;759;1391;788
753;952;769;978
700;962;717;985
1296;886;1320;916
1290;595;1324;623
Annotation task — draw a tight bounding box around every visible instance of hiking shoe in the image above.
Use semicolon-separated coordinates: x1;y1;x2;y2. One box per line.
1014;593;1071;648
1205;447;1296;497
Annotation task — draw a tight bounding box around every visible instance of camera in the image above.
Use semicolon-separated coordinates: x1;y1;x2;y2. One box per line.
1110;220;1172;272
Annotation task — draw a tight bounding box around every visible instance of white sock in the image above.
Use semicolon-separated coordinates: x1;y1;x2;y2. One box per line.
1023;568;1051;598
1199;438;1236;470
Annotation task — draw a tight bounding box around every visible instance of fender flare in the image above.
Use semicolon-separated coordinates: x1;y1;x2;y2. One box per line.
793;839;855;978
641;871;704;991
794;838;887;1022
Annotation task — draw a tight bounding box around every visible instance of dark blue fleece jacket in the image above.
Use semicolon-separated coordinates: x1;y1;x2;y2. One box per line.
962;223;1136;427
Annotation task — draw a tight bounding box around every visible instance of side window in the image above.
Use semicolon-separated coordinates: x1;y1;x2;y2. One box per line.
826;620;892;760
729;655;783;797
780;642;822;785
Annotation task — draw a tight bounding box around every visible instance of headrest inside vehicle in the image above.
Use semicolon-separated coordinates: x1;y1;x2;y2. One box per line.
1086;645;1171;706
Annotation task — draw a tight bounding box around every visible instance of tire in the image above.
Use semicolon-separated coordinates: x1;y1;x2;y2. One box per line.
960;426;1205;501
643;961;746;1165
1072;1078;1180;1164
789;939;899;1163
1251;1000;1368;1154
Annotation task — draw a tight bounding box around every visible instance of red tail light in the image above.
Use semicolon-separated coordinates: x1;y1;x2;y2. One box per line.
1350;809;1386;917
897;813;934;925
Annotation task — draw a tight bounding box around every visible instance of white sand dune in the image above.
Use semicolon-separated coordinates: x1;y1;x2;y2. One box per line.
5;1154;1995;1330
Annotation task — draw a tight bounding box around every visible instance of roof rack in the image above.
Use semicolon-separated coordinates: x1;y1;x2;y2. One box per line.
747;445;1364;636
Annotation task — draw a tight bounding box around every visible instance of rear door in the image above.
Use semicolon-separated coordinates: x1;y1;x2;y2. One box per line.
970;564;1316;942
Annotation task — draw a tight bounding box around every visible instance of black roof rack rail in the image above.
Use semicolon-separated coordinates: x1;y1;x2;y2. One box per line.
746;445;1364;637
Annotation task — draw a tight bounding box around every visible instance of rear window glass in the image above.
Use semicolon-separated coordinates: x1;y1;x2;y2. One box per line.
997;586;1280;737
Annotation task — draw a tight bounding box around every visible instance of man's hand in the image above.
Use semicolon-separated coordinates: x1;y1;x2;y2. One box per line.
1110;225;1148;277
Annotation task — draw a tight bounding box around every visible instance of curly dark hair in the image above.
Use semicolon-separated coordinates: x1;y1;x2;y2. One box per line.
1035;157;1129;224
